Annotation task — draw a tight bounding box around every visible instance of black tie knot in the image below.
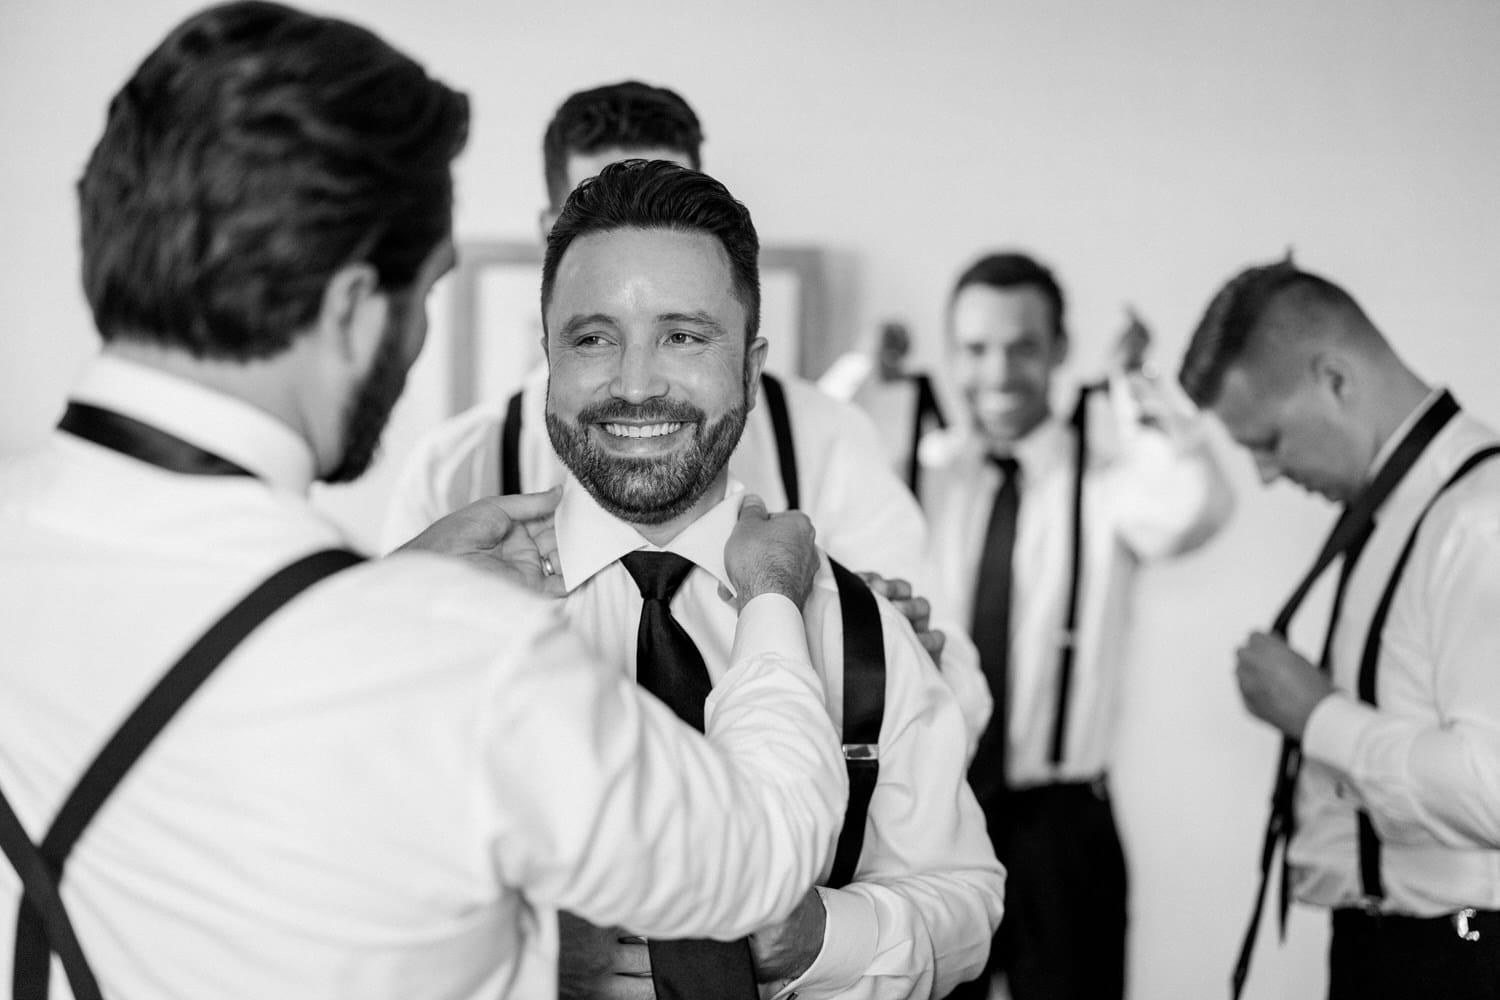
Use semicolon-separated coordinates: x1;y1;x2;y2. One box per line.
989;454;1020;481
621;551;696;602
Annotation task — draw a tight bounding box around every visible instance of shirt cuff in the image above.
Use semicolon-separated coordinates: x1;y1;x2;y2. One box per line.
1302;692;1381;774
728;593;812;668
772;886;878;999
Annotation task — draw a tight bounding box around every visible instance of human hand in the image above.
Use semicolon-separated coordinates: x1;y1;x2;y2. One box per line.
557;912;655;1000
722;494;819;611
1235;630;1334;739
393;487;565;596
749;887;826;987
857;571;945;665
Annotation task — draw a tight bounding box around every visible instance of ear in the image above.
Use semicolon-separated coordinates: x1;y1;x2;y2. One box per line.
744;336;770;411
1309;350;1355;407
314;262;388;371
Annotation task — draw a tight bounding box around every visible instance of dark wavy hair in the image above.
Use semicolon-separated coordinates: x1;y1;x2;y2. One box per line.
950;251;1068;341
78;0;469;360
541;159;760;342
542;82;703;208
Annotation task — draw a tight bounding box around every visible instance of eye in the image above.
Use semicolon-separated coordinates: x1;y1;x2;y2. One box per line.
665;330;703;346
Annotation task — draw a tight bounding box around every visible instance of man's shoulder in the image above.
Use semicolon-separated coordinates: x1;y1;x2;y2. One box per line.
760;371;870;426
408;398;511;467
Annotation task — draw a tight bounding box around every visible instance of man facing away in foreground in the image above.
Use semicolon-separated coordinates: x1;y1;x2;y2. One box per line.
0;4;850;997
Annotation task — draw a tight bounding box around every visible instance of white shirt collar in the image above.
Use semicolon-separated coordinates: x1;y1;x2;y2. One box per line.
555;474;748;594
69;354;317;493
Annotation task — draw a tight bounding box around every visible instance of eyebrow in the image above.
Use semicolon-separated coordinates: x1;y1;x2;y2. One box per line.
557;313;619;339
657;312;728;337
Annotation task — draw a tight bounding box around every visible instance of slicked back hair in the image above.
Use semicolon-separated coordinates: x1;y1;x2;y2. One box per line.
1179;258;1363;407
950;252;1068;341
78;0;469;360
541;159;760;343
542;81;703;208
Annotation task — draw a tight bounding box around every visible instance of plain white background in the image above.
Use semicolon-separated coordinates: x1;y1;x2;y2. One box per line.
3;1;1498;996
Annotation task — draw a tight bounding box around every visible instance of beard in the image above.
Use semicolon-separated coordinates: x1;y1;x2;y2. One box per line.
546;387;749;526
323;305;411;485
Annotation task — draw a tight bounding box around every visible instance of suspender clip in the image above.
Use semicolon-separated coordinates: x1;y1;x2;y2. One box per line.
842;743;878;762
1057;629;1076;650
1455;908;1481;942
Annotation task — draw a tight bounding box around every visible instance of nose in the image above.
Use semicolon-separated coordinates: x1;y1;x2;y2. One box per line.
972;344;1011;387
610;339;669;404
1253;453;1281;485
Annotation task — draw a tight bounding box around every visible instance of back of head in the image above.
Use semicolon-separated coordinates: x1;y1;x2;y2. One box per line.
950;251;1068;341
78;0;470;361
1179;256;1372;407
542;81;703;207
541;159;760;340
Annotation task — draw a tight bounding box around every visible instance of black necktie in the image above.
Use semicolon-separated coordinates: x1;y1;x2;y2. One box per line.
620;551;760;1000
58;403;254;477
968;456;1020;810
1230;390;1460;999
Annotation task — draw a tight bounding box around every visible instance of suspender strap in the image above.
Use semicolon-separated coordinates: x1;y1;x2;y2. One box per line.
1351;443;1500;905
905;374;947;497
8;548;365;1000
499;389;525;496
0;794;100;1000
1049;385;1095;766
761;374;800;511
827;559;886;890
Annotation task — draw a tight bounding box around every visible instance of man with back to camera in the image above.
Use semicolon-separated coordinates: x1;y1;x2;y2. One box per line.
536;158;1004;1000
920;252;1234;999
382;80;993;751
1179;257;1500;1000
0;4;854;997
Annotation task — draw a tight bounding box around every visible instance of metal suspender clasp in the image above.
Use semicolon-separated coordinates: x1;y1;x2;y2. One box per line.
842;743;878;762
1056;629;1076;650
1455;908;1482;942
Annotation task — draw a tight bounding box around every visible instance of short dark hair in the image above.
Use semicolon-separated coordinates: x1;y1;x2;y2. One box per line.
950;252;1068;340
541;159;760;341
542;82;704;208
78;0;469;361
1179;257;1362;407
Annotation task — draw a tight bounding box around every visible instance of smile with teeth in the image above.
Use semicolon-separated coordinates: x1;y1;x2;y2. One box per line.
602;422;684;439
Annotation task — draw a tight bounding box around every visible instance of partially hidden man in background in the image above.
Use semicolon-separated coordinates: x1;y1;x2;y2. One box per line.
1181;258;1500;1000
0;4;853;997
534;158;1005;1000
921;252;1235;999
382;79;992;752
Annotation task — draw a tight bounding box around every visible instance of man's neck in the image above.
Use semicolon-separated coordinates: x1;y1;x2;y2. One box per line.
1364;367;1435;475
628;474;730;548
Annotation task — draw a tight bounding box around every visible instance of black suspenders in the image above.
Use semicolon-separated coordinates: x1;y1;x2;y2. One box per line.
1048;385;1095;767
827;560;887;889
497;374;802;511
1350;443;1500;906
0;548;364;1000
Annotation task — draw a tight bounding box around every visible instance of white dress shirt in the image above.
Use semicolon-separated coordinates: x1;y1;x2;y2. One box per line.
0;355;848;1000
920;384;1234;786
1291;394;1500;915
542;476;1005;1000
382;363;992;754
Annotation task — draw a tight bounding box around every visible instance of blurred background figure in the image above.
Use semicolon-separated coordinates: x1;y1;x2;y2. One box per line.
819;319;950;496
921;251;1235;1000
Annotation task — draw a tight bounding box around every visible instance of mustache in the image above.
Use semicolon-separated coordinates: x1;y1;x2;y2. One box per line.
575;399;706;424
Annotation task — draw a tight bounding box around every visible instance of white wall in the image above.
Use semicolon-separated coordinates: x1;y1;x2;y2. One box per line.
3;1;1498;996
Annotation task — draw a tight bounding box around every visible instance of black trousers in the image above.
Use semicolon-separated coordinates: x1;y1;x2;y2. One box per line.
946;780;1128;1000
1329;907;1500;1000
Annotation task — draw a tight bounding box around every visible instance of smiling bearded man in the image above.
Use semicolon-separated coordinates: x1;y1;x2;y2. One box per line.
523;158;1004;1000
